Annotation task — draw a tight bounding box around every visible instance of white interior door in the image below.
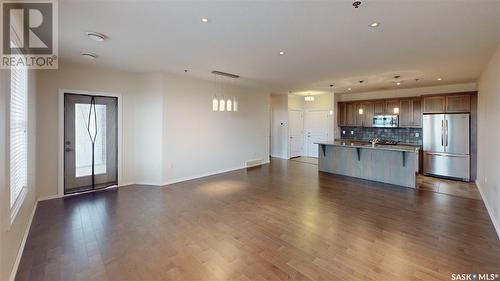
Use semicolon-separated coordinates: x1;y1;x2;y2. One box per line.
305;110;329;157
288;110;304;158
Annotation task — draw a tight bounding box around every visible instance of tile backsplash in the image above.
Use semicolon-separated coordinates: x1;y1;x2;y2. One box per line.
340;127;423;145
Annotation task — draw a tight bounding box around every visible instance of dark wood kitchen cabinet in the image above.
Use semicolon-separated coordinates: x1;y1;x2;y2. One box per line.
356;103;364;127
423;96;446;113
411;99;422;127
336;92;473;128
386;100;400;115
360;102;374;127
399;100;412;127
446;95;471;113
424;94;472;113
337;102;346;126
399;99;422;128
373;102;385;115
346;103;358;126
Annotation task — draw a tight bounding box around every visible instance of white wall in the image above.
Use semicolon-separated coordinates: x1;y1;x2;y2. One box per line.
35;62;270;197
271;95;288;159
161;73;270;184
302;94;335;140
127;73;164;185
477;44;500;238
0;69;38;281
36;62;162;198
270;94;334;159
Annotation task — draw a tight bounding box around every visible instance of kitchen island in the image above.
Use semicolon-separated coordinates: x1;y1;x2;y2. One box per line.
316;141;419;188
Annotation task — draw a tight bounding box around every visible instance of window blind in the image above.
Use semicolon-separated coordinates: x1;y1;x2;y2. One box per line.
10;64;28;211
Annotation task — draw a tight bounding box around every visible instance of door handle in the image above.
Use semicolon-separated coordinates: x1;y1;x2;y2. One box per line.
441;120;444;146
425;152;465;158
445;120;449;147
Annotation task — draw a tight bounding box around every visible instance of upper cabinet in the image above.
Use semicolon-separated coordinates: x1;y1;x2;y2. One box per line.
399;100;412;127
446;95;471;113
360;102;374;127
337;102;346;126
411;99;422;127
423;96;446;113
400;99;422;128
423;94;473;114
373;102;385;115
337;92;474;127
346;103;358;126
386;100;400;115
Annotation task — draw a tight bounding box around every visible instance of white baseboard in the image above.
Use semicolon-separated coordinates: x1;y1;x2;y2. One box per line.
162;161;270;186
270;155;289;160
476;180;500;240
9;201;38;281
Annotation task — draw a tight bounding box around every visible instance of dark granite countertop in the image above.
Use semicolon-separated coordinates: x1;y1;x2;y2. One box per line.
317;141;419;153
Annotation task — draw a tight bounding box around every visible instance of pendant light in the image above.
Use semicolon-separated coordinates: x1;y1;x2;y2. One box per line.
226;97;232;111
219;76;225;111
233;96;238;112
212;74;219;111
211;70;240;113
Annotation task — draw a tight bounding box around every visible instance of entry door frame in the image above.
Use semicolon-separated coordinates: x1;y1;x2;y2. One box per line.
288;109;304;158
304;109;330;157
58;89;123;197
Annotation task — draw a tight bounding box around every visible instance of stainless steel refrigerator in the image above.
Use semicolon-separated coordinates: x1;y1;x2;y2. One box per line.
423;114;470;181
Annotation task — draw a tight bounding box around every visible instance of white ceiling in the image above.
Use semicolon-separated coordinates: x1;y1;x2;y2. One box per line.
59;0;500;94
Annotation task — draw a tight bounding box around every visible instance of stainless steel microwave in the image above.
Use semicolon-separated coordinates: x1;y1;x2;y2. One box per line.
372;115;399;128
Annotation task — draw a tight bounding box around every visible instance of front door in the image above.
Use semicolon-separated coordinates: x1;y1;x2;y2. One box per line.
288;110;304;158
304;110;329;157
64;93;118;194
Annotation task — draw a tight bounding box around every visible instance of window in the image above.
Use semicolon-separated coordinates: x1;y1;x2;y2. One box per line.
10;59;28;222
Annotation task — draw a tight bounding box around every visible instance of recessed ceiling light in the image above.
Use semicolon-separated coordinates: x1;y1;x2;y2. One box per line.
369;22;380;28
85;31;106;42
81;52;97;59
279;51;285;55
348;88;352;91
396;82;401;85
201;18;209;23
437;77;443;81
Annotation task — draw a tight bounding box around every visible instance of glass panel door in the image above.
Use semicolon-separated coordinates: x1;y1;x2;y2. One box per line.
64;93;118;194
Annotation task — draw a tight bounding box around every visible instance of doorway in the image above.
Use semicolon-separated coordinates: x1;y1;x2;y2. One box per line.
304;110;329;157
63;93;118;194
288;110;304;158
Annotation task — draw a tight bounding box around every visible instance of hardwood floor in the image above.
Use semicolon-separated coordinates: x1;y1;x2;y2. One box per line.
291;156;481;200
16;158;500;281
290;157;319;165
416;175;481;200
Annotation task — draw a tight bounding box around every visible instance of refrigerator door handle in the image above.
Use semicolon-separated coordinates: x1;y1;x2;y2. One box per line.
445;120;449;147
425;152;467;158
441;120;444;147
